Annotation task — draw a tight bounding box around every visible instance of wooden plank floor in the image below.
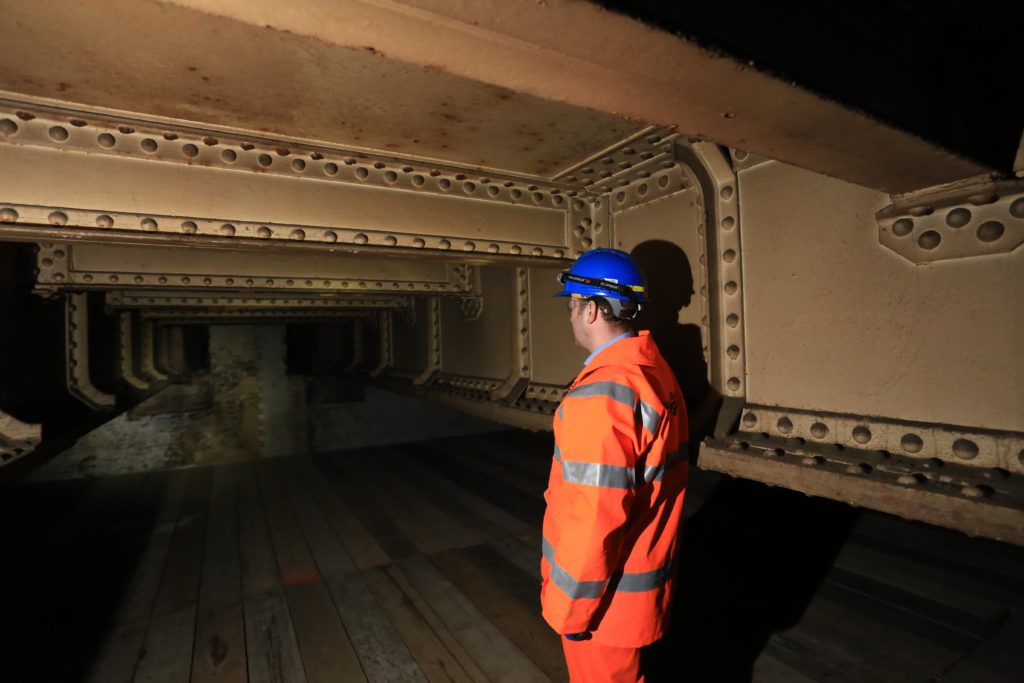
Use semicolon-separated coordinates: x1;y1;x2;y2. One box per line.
2;430;1023;682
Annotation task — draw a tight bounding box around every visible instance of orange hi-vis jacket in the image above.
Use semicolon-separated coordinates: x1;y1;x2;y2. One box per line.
541;330;688;648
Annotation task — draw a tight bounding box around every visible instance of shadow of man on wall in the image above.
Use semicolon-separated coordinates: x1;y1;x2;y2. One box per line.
631;239;861;681
631;240;717;451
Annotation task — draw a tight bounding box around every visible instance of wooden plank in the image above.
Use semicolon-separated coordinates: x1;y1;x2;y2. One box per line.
364;565;487;683
85;622;148;683
275;457;358;579
293;455;390;570
255;458;321;587
326;573;429;683
192;464;247;683
152;467;213;617
943;609;1024;683
199;463;242;608
399;555;549;683
444;449;544;500
132;607;198;683
332;456;455;555
285;580;367;683
346;450;486;552
486;535;541;582
391;448;533;539
86;471;190;682
750;652;818;683
236;461;280;596
244;591;307;683
431;545;567;681
316;454;419;561
191;603;248;683
411;446;545;528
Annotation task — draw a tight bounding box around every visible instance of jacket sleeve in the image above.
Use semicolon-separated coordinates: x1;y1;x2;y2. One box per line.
543;373;645;633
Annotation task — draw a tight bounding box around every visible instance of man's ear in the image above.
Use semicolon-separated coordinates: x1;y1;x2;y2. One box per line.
586;300;600;324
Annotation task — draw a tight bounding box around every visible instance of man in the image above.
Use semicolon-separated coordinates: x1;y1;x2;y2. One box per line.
542;248;689;683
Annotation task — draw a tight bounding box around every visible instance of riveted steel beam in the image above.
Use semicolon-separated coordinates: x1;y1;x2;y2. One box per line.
141;308;375;322
0;409;42;467
118;312;150;392
877;178;1024;264
138;321;168;383
65;293;116;410
0;102;591;262
106;290;413;310
370;311;392;378
343;319;365;373
700;439;1024;545
34;242;476;296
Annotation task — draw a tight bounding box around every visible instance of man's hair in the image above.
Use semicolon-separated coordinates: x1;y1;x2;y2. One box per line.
586;297;633;331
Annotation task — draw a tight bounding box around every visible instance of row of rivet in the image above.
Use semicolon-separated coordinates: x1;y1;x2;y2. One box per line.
0;110;591;207
5;204;567;258
739;405;1024;473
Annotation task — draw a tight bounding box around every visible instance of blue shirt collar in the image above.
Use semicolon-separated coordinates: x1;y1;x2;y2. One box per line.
584;331;634;366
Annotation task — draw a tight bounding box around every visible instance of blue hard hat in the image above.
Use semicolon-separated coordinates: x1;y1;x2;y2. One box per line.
554;249;648;306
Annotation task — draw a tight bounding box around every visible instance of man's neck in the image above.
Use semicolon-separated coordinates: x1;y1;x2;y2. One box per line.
584;326;631;354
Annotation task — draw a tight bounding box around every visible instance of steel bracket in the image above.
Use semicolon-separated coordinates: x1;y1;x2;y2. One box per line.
877;178;1024;263
0;409;43;466
65;292;116;410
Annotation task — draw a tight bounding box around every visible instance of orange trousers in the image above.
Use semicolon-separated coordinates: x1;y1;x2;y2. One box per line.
562;638;644;683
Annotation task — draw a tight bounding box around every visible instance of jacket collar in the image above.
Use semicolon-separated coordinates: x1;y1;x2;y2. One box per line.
576;330;657;381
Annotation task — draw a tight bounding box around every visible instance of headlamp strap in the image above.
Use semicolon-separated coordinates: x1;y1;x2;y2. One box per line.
558;272;642;307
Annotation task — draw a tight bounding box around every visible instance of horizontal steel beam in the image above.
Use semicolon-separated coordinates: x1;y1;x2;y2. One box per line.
106;291;413;310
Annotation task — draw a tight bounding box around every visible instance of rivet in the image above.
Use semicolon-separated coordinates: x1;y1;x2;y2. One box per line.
976;221;1004;243
385;235;398;247
488;244;499;253
1010;197;1024;219
638;184;649;197
383;170;397;183
945;207;972;228
852;426;872;444
616;191;626;203
0;207;18;223
41;258;54;267
324;230;338;243
258;154;272;167
727;377;741;391
221;149;237;163
917;230;941;250
141;217;158;231
290;229;306;241
109;275;119;283
723;249;737;263
720;186;734;200
226;278;235;285
776;417;793;434
531;247;543;256
257;226;272;239
96;214;114;228
83;274;93;283
245;279;254;287
220;223;235;236
134;275;144;284
742;412;757;428
810;422;828;438
181;276;191;284
891;218;913;237
511;245;523;255
582;237;593;248
510;189;521;200
158;276;167;284
354;233;369;245
203;277;213;285
726;344;740;359
726;313;739;327
181;221;198;234
324;162;339;175
97;133;116;148
439;239;451;250
141;138;158;153
658;175;670;189
182;144;199;158
901;433;924;453
463;241;476;251
0;119;18;136
952;438;979;460
961;485;987;499
724;281;738;295
48;126;69;142
47;212;71;226
722;216;735;230
412;237;426;248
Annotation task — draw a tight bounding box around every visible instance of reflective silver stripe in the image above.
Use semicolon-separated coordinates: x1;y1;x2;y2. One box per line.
553;444;562;463
639;400;661;435
562;459;634;489
566;381;637;408
542;537;674;599
617;560;677;592
543;537;607;599
557;405;564;420
643;445;689;483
